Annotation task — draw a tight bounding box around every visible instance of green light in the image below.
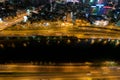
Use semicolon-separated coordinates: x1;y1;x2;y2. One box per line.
90;0;94;2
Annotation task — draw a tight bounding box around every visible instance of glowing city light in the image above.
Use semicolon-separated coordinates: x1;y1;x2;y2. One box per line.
90;0;94;2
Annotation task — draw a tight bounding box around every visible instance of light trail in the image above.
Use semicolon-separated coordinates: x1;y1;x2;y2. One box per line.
0;12;27;31
0;64;119;80
0;17;120;40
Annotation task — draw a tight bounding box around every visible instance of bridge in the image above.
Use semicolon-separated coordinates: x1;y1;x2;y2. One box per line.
0;22;120;39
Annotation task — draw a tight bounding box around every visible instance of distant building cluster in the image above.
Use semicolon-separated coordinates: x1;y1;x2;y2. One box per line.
1;0;120;26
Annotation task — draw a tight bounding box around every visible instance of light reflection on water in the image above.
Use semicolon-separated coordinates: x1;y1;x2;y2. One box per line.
0;76;119;80
0;77;119;80
0;63;119;80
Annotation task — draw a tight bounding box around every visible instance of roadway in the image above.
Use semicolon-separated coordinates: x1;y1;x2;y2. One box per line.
0;64;119;80
1;21;120;40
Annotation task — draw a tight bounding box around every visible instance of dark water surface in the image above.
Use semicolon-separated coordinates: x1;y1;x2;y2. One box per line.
0;36;119;63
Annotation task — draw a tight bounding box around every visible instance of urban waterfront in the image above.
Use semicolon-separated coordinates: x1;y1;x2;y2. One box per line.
0;0;120;79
